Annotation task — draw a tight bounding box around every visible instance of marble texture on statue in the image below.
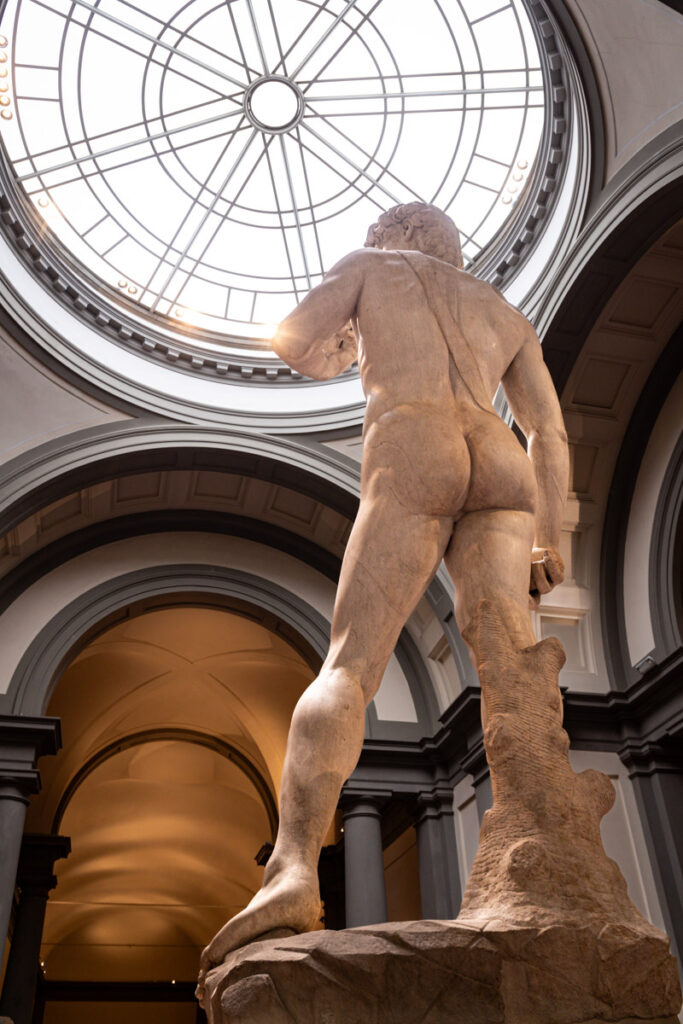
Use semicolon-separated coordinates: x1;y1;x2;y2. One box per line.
199;203;571;983
201;604;681;1023
197;204;682;1021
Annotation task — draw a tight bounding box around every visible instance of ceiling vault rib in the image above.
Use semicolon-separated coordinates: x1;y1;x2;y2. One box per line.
51;726;280;840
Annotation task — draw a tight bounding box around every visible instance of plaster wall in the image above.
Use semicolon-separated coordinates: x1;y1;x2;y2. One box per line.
0;328;129;468
569;750;668;932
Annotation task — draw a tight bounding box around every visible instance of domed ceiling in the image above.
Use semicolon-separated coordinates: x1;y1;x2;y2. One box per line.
0;0;575;428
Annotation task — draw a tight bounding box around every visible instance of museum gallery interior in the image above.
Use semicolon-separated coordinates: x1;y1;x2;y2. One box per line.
0;0;681;1020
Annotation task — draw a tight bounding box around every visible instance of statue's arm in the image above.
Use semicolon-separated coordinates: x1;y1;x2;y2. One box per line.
502;327;569;600
272;253;364;380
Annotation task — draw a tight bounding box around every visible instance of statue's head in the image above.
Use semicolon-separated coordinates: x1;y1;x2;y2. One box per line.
364;203;463;268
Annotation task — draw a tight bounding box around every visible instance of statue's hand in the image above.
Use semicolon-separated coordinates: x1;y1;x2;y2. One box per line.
195;944;216;1009
195;959;208;1009
529;547;564;607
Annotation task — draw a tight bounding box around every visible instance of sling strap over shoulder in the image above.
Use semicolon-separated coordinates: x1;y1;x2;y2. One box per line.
397;251;492;414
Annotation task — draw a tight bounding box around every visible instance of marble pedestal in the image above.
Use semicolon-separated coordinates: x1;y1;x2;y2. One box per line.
202;918;681;1024
200;605;682;1024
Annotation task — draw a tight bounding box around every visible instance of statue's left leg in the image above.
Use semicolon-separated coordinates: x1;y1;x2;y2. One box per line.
198;487;452;986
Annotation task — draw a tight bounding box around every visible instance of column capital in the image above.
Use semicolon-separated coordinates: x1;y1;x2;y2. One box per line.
17;834;71;896
0;771;41;804
339;790;387;819
0;720;61;806
619;737;683;777
0;717;61;758
0;717;62;801
461;738;489;787
416;788;454;823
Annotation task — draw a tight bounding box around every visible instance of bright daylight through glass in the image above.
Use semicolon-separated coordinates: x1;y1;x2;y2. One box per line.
0;0;545;341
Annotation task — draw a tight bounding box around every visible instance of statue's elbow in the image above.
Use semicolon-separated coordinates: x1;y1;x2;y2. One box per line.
271;329;289;361
527;422;568;454
554;423;569;449
273;329;305;370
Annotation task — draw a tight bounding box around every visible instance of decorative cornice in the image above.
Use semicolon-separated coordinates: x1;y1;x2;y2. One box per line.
489;0;573;291
353;655;683;795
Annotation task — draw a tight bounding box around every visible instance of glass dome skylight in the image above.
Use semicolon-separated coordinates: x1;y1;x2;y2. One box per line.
0;0;545;344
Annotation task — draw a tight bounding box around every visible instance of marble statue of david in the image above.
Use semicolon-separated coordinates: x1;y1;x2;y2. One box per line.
198;202;569;988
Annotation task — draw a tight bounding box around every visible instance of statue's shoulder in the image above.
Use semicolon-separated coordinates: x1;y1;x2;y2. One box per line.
325;247;399;279
453;269;532;345
458;268;526;316
452;266;500;297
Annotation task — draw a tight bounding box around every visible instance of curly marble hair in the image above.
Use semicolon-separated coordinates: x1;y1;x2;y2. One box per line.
364;202;463;268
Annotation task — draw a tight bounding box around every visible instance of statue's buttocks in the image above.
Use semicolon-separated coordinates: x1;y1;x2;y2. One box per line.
362;401;536;522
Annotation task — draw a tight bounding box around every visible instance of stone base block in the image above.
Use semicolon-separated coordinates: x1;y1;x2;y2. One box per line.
202;919;682;1024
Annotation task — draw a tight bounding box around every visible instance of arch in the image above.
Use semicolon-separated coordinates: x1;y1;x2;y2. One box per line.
0;422;361;535
7;564;331;717
0;510;343;615
600;329;683;687
539;0;606;205
539;172;683;395
0;437;461;727
3;554;441;735
51;727;280;840
649;431;683;659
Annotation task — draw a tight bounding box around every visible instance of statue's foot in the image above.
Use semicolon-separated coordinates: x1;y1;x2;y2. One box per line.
196;864;321;1007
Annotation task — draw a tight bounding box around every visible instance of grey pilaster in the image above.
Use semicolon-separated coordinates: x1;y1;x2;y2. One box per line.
342;794;387;927
0;834;71;1024
620;740;683;967
415;790;462;919
0;717;61;952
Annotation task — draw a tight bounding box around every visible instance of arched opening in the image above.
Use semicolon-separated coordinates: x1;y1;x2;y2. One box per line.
674;507;683;642
27;603;323;1022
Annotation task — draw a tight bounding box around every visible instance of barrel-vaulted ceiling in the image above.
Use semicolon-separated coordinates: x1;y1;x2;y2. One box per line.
26;605;320;986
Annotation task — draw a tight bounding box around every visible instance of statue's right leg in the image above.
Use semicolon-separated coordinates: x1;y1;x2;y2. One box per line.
445;507;537;653
198;488;452;979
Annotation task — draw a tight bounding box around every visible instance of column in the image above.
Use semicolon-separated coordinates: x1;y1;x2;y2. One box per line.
318;844;345;930
0;717;61;953
0;834;71;1024
341;794;387;927
415;790;462;919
